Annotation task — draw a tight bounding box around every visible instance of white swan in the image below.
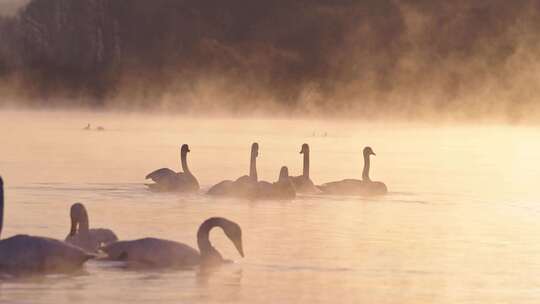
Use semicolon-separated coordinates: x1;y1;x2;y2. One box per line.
101;217;243;268
65;203;118;253
318;147;388;195
257;166;296;200
0;177;93;274
291;144;320;193
207;143;259;198
146;144;200;192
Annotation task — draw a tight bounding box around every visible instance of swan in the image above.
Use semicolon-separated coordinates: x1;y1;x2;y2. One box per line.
0;177;93;274
65;203;118;253
207;143;259;198
146;144;200;192
317;147;388;196
291;144;320;193
257;166;296;200
101;217;243;268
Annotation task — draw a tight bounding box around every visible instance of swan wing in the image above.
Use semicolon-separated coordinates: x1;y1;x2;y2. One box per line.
291;176;320;194
0;235;93;274
145;168;177;182
256;180;296;200
207;180;234;195
101;238;200;267
318;179;387;195
317;179;363;194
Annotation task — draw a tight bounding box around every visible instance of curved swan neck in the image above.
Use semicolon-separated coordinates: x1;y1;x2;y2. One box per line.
249;152;257;181
303;150;310;178
0;178;4;239
181;150;191;174
197;218;222;257
362;153;371;182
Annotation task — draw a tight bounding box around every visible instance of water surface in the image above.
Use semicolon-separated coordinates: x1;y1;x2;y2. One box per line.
0;110;539;303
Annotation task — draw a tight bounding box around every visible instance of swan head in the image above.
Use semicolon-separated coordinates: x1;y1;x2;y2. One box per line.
279;166;290;181
300;143;309;154
251;142;259;157
69;203;88;236
363;146;376;157
221;219;244;258
181;144;190;154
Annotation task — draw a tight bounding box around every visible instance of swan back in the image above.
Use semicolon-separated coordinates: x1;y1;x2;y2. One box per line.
101;238;201;267
0;235;93;274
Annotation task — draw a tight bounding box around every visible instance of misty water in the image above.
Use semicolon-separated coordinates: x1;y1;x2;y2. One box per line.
1;110;539;303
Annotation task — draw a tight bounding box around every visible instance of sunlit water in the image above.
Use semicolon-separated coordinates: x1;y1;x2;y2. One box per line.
0;110;539;303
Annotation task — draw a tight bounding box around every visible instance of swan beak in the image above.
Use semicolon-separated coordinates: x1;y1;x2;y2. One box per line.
372;152;376;156
235;241;244;258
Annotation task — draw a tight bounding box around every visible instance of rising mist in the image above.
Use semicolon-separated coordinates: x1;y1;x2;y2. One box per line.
0;0;539;121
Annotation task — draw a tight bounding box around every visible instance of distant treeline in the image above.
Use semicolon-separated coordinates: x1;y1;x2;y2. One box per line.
1;0;539;118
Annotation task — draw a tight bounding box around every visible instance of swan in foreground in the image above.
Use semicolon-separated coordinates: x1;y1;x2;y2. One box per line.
257;166;296;200
65;203;118;253
0;177;93;274
291;144;320;193
101;217;243;268
146;144;200;192
207;143;259;198
318;147;388;195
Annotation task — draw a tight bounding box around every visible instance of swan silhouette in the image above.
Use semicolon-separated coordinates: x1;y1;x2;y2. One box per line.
207;143;259;198
146;144;200;192
101;217;243;268
257;166;296;200
291;144;320;193
65;203;118;253
0;177;93;274
318;147;387;195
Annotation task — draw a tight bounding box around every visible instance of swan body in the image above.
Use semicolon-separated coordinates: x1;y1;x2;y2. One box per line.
101;217;243;268
146;144;200;192
65;203;118;253
0;177;93;274
291;144;320;194
257;167;296;200
208;143;259;198
318;147;388;196
317;179;387;196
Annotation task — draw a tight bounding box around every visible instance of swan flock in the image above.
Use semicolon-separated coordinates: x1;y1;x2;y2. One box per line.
152;142;388;197
0;142;387;274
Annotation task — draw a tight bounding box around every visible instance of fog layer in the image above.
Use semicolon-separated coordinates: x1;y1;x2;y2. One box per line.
1;0;539;121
